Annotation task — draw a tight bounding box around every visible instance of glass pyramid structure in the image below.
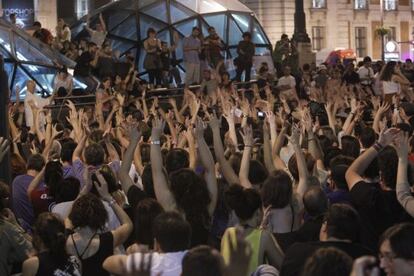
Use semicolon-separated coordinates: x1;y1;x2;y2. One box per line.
0;19;78;99
71;0;272;78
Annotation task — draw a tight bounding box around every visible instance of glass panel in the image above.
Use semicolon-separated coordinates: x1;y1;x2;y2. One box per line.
232;13;250;33
229;48;237;59
4;62;14;89
0;45;11;58
21;65;56;92
106;10;133;31
198;0;226;13
138;0;157;9
203;14;226;40
175;0;198;13
174;33;185;60
170;2;196;23
13;66;34;97
228;19;243;45
139;15;167;39
255;47;270;55
158;29;171;45
112;16;138;40
110;40;136;57
0;28;12;57
142;2;168;23
252;21;267;44
14;36;54;65
137;48;147;72
174;19;198;37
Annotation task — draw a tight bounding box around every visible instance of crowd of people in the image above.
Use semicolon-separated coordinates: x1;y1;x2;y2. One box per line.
2;11;414;276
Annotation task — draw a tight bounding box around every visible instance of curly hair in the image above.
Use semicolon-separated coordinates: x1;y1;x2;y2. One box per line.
69;193;108;231
33;213;68;265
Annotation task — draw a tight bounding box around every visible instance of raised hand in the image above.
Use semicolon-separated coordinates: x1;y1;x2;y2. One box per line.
0;137;10;163
287;125;301;147
240;125;254;147
151;118;165;141
93;171;112;202
377;102;390;115
208;112;221;130
395;131;410;158
378;127;400;147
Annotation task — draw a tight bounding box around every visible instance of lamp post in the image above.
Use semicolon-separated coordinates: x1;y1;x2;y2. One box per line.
380;0;385;61
292;0;311;43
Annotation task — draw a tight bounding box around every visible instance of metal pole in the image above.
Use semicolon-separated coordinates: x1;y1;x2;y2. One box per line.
381;0;385;61
292;0;311;43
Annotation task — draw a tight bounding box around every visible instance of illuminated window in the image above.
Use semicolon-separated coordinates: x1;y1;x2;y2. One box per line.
76;0;89;19
312;0;326;9
384;0;397;11
355;27;367;57
312;26;325;51
354;0;368;9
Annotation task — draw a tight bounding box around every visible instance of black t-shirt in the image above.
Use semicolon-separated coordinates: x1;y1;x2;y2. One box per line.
280;241;373;276
349;181;411;251
74;51;94;77
36;252;81;276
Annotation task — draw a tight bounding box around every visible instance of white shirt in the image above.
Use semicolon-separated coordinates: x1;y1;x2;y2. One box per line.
358;67;374;85
24;91;51;127
53;74;73;92
52;200;121;231
277;75;296;89
126;251;187;276
90;30;107;47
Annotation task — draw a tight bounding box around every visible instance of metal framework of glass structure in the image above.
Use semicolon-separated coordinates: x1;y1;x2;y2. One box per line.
71;0;272;78
0;19;78;99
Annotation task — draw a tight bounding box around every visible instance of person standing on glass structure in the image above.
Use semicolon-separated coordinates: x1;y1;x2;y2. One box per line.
85;13;107;48
183;27;201;86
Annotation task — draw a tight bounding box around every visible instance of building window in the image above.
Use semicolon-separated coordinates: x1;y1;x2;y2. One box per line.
312;26;325;51
355;27;367;57
387;26;396;42
312;0;326;9
76;0;89;19
384;0;397;11
354;0;368;10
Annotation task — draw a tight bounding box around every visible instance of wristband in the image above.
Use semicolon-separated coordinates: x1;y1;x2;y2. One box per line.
150;140;161;145
373;142;384;152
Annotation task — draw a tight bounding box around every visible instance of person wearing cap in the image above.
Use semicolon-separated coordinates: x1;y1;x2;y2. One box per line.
234;32;255;83
314;65;329;90
358;56;375;95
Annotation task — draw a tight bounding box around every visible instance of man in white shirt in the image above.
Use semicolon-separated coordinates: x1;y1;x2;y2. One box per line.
277;66;296;92
103;212;191;276
86;13;107;47
24;80;54;129
358;56;374;94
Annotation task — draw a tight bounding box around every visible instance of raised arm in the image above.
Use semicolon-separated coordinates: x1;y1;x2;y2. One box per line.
119;126;141;194
239;125;253;189
263;122;276;173
289;126;310;199
195;119;218;216
346;127;399;190
99;13;106;33
209;113;240;185
150;118;177;211
27;166;45;200
395;132;414;217
94;171;132;247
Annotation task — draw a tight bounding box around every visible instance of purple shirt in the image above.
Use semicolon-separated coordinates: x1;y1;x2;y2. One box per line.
12;174;35;232
183;36;201;64
63;164;75;179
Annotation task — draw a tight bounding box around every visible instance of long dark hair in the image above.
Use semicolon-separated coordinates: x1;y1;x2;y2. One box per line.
380;61;397;81
169;168;211;245
134;198;164;248
33;213;68;264
44;160;63;199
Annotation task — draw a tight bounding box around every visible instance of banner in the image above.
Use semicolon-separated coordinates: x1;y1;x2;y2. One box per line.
2;0;35;28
